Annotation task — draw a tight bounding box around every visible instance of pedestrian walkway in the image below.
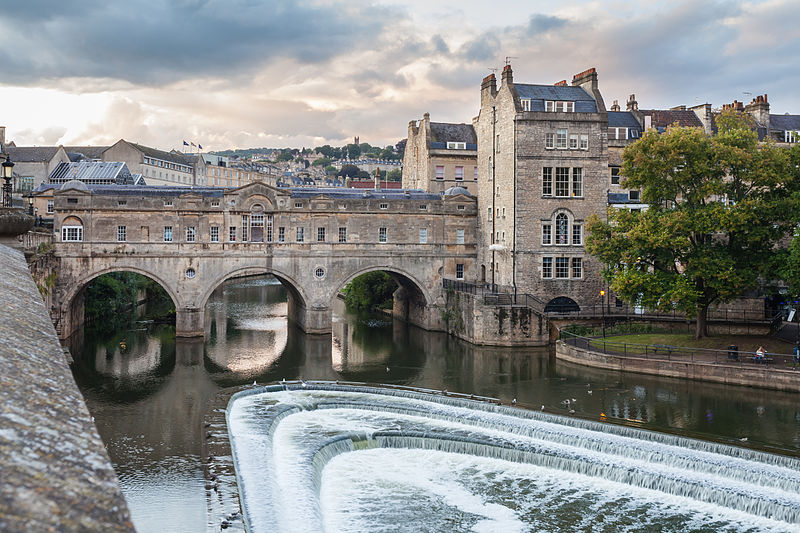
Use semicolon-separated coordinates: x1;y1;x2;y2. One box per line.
773;322;800;344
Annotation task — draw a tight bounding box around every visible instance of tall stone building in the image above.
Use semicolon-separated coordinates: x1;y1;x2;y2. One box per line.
402;113;478;194
474;65;608;311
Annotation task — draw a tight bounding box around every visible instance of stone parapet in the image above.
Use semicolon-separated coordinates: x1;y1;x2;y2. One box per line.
0;244;133;532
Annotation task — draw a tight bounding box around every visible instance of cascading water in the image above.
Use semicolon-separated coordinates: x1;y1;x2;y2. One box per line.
227;382;800;533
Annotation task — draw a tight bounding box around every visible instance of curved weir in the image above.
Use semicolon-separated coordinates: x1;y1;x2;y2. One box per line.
227;382;800;532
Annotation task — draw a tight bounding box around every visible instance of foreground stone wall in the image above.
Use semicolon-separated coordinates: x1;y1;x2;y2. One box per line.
0;244;133;532
556;340;800;392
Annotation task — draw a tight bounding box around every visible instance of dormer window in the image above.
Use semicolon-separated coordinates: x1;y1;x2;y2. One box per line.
447;142;466;149
546;101;574;112
785;130;798;143
521;99;531;111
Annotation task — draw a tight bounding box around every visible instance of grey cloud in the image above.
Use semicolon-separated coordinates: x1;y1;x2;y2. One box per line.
526;14;567;35
0;0;397;85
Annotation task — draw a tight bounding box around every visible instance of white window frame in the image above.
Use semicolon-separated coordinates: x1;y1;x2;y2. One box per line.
580;134;589;150
456;263;464;280
455;166;464;181
572;224;582;245
571;257;583;278
521;98;531;111
210;226;219;243
542;223;552;245
446;142;466;149
62;225;83;242
186;226;196;243
542;167;553;197
379;227;387;243
229;226;236;242
542;257;553;278
117;225;126;242
569;134;579;149
555;257;570;278
317;227;326;242
379;203;389;209
545;133;555;149
46;200;54;214
338;227;347;243
296;227;305;242
556;129;567;149
435;165;445;180
572;168;583;197
419;228;427;244
456;229;465;244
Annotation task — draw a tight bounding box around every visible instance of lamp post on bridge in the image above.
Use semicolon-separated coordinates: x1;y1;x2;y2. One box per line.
2;157;14;208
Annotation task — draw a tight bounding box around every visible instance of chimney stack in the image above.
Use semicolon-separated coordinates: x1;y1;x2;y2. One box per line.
626;94;638;111
745;94;770;128
501;64;513;86
610;100;620;112
571;67;598;91
481;73;497;98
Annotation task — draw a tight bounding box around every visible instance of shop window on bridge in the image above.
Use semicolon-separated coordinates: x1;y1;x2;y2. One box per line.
61;216;83;242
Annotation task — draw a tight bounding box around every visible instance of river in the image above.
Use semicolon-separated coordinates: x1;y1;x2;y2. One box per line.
68;275;800;532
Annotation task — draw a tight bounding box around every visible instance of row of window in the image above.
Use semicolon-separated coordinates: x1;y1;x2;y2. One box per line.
545;130;589;150
73;225;467;245
608;127;640;140
144;157;191;173
435;165;478;181
542;167;582;197
520;100;576;113
542;257;583;279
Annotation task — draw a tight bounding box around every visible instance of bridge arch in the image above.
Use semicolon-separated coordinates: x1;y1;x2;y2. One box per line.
58;266;180;341
335;265;433;306
198;267;309;312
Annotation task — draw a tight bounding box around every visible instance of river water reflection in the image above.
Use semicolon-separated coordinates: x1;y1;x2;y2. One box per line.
69;275;800;532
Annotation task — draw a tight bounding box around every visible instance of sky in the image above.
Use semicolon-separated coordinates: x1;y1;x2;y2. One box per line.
0;0;798;153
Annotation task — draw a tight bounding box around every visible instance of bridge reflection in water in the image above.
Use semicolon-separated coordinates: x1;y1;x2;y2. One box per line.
68;274;800;533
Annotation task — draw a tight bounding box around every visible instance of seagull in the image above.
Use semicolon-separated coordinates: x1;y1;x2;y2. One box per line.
587;390;593;395
740;437;748;442
252;380;257;386
569;409;575;414
386;366;390;373
541;405;545;411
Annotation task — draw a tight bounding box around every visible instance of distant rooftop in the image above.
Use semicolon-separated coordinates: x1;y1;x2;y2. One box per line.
515;84;598;112
430;123;477;144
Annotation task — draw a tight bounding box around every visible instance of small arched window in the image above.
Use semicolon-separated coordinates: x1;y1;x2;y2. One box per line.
555;213;569;245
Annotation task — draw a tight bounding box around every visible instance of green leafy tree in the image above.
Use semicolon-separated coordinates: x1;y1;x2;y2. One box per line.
587;111;797;338
343;271;397;311
275;149;294;162
346;143;361;160
386;168;402;181
338;164;360;178
312;157;332;167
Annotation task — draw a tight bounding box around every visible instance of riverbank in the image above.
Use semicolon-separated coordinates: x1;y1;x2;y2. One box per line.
556;338;800;392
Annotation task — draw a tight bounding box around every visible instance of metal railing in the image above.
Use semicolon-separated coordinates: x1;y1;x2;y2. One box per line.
559;329;799;369
443;279;547;312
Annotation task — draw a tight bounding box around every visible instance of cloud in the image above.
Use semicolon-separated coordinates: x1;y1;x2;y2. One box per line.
0;0;396;85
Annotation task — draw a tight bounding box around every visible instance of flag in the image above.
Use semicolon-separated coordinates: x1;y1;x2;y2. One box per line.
198;144;203;150
191;142;196;147
183;140;189;146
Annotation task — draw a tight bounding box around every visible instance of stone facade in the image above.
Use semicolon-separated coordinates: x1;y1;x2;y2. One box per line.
402;113;479;195
103;139;195;186
51;181;478;338
475;66;608;311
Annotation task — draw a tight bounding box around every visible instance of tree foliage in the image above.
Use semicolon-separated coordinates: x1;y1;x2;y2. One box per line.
386;168;402;181
84;272;174;332
343;271;397;311
587;111;798;338
338;164;361;178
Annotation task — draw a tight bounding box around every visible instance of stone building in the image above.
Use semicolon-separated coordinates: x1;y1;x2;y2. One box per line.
104;139;195;186
3;145;71;193
473;65;608;311
402;113;478;195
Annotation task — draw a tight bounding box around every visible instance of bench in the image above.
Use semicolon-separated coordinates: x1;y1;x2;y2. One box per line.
752;356;774;365
652;344;676;355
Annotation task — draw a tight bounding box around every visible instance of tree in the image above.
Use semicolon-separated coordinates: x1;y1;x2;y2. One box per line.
338;164;360;178
779;144;800;302
346;143;361;160
275;149;293;162
395;139;407;158
343;271;397;311
587;111;797;338
386;168;402;181
312;157;332;167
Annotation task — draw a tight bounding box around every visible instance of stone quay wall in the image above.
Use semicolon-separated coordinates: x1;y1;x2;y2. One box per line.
443;291;549;346
0;244;133;532
556;339;800;392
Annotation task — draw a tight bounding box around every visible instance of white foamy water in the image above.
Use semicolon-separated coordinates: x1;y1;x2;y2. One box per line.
227;384;800;533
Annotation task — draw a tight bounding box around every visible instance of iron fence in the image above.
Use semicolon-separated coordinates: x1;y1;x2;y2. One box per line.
559;329;799;369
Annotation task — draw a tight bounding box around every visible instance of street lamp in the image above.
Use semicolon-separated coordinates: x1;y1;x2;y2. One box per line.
27;192;34;216
2;158;14;208
600;289;606;338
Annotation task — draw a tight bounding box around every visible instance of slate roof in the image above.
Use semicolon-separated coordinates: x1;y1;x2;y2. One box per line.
429;123;477;144
128;142;194;165
4;146;62;163
769;114;800;131
641;110;703;128
608;111;641;129
291;187;440;200
515;84;598;112
63;146;109;160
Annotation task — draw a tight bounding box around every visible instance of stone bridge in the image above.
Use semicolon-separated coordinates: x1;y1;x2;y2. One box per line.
50;181;478;339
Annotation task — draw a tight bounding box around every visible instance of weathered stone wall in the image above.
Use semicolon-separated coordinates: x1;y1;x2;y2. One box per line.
0;244;133;532
442;291;549;346
556;340;800;392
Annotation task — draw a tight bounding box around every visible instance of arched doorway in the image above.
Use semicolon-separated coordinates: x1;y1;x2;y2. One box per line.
544;296;580;313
